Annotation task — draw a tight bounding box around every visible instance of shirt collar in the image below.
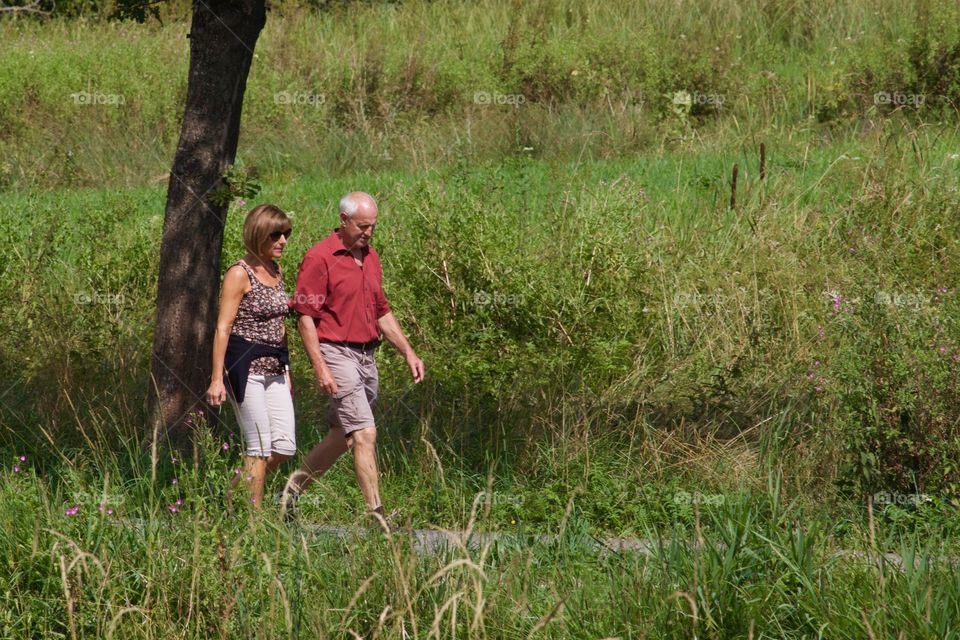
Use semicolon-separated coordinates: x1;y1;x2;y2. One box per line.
326;228;369;256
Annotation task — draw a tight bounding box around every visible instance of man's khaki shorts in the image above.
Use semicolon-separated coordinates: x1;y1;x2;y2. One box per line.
319;342;379;435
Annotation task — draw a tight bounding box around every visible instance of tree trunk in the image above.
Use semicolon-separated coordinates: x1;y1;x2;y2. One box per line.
148;0;266;447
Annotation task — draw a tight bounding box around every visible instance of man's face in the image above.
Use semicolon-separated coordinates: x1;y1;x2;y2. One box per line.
339;204;378;251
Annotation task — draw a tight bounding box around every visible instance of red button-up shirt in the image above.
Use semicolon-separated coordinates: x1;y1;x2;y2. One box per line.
292;230;391;343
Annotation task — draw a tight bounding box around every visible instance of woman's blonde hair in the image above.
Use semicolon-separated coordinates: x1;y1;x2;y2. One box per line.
242;204;290;256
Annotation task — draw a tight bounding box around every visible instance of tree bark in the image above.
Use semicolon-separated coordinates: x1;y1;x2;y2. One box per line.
148;0;266;447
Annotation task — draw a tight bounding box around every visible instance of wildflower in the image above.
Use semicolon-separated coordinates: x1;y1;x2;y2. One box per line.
98;504;114;515
13;465;20;473
233;468;241;476
65;505;79;516
18;455;25;462
939;345;947;354
171;457;178;464
807;371;816;380
176;498;183;506
222;442;230;451
171;478;178;485
168;504;178;513
830;293;844;312
245;475;252;482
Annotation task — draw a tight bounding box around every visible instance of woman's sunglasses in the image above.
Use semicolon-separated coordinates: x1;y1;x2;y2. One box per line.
269;228;293;241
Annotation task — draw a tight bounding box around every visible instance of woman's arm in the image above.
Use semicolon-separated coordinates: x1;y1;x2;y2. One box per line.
206;266;250;406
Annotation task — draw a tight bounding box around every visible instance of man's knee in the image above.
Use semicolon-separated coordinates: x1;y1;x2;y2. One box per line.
347;426;377;450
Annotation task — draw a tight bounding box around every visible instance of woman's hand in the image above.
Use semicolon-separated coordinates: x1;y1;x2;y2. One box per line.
206;379;227;407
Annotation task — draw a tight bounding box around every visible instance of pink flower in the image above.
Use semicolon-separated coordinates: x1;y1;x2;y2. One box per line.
65;505;79;516
13;465;20;473
222;442;230;451
168;504;178;513
171;478;178;485
18;455;25;462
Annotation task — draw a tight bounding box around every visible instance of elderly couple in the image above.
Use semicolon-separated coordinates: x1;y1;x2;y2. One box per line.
205;192;424;524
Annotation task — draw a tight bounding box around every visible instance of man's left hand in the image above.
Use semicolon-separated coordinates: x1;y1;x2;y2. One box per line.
406;353;425;383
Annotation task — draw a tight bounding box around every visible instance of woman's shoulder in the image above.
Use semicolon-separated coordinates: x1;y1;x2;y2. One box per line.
223;263;253;290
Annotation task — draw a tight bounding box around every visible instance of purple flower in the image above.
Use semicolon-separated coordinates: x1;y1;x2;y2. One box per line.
245;475;252;482
939;345;947;354
168;504;178;513
222;442;230;451
171;478;178;485
13;465;20;473
65;505;79;516
18;455;25;462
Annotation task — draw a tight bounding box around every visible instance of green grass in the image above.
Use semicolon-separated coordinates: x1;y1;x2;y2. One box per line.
3;1;960;636
3;441;959;638
3;0;960;188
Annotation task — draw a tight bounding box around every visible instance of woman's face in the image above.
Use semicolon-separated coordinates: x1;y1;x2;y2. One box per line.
261;224;291;261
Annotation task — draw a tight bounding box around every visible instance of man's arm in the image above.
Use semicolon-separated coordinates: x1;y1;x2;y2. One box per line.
377;312;424;383
298;314;339;396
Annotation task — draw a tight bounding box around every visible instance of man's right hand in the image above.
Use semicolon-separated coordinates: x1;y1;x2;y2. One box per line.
316;365;339;396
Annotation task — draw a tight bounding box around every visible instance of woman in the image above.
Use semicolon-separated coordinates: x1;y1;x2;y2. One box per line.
206;204;295;508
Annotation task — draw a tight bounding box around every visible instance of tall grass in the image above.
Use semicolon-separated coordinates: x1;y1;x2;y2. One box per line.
2;438;958;638
1;0;959;188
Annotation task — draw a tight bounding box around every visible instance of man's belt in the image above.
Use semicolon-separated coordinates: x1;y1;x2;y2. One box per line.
321;339;381;351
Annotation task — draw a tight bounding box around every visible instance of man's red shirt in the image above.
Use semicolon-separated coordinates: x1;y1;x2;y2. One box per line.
292;230;391;343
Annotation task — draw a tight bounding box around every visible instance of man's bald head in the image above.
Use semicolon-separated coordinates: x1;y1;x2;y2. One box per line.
340;192;377;219
338;191;378;250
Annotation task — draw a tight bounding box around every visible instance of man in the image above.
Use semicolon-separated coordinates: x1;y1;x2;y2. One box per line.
284;191;424;525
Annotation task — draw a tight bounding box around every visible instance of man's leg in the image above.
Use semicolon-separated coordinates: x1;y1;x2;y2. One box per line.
286;425;349;493
348;426;381;510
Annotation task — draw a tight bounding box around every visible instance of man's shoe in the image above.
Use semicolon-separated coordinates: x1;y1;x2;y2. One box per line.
369;505;400;534
276;489;301;523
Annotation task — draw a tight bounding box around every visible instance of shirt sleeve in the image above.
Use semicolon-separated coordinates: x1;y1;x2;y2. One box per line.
375;283;391;319
292;251;327;318
373;254;391;318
